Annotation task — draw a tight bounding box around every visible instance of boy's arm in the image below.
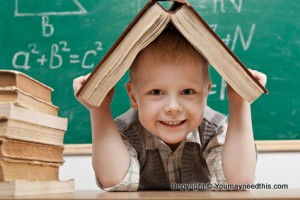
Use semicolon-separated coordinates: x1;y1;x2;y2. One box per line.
222;69;267;184
73;75;130;188
90;106;130;188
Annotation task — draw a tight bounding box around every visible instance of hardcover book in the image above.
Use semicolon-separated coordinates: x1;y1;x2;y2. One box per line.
0;158;61;181
0;87;58;116
0;179;74;197
0;117;66;146
76;0;268;107
0;70;53;102
0;103;67;146
0;138;64;163
0;103;67;130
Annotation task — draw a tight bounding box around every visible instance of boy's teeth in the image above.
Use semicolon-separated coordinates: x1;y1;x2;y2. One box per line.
163;121;182;125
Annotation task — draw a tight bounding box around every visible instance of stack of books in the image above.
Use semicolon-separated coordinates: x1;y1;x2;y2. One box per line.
0;70;74;197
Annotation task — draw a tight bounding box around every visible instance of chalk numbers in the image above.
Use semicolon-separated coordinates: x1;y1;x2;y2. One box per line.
12;41;103;70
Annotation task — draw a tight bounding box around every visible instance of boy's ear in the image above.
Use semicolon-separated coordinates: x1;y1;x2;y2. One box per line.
126;82;138;110
206;81;212;97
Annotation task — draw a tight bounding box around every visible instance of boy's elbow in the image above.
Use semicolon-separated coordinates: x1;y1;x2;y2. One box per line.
100;180;119;189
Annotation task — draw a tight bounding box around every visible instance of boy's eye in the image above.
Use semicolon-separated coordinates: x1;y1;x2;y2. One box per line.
150;89;163;95
181;89;195;95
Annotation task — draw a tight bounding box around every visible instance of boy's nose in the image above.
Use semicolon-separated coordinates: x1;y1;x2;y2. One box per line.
164;96;183;113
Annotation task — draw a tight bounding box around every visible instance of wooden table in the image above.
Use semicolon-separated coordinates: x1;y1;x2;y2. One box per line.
3;189;300;199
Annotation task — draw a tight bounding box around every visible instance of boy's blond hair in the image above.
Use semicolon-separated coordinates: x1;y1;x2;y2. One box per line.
129;25;210;85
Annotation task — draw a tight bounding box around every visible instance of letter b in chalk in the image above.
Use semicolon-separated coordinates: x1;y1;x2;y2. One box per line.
42;16;54;37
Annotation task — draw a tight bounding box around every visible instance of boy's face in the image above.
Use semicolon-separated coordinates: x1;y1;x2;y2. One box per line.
127;54;211;148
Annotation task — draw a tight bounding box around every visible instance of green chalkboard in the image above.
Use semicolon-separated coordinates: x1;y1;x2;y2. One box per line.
1;0;299;144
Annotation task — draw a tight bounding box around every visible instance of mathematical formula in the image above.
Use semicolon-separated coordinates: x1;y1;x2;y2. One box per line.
12;41;103;70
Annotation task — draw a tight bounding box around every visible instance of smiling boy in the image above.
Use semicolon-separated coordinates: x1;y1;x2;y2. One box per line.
73;27;267;191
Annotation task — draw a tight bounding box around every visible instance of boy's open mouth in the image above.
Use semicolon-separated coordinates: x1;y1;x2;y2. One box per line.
160;120;186;126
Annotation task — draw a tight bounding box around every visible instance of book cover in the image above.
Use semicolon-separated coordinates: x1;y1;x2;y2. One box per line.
0;103;67;130
0;70;53;102
0;158;61;181
0;138;64;163
0;117;66;146
0;87;58;116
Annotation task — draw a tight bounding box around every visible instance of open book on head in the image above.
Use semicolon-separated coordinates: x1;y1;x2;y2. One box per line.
76;0;268;107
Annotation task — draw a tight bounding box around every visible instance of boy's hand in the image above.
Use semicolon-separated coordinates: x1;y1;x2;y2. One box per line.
73;74;114;110
227;69;267;103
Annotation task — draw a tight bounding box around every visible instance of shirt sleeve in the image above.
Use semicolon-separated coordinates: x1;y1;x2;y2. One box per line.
96;140;140;191
203;119;227;184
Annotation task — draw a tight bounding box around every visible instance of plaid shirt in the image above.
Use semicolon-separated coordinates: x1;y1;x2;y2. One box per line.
99;117;228;191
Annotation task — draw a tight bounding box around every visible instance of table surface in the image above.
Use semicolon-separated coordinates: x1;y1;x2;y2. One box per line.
2;189;300;199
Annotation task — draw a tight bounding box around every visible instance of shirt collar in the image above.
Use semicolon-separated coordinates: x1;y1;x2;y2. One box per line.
143;127;202;151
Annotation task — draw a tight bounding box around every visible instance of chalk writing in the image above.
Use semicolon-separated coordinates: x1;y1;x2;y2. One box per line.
50;44;62;69
12;51;30;70
209;78;227;100
12;41;103;70
231;24;256;51
37;54;47;66
197;0;243;13
82;50;97;69
14;0;87;17
211;24;256;51
15;0;87;36
59;41;71;52
42;16;54;37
